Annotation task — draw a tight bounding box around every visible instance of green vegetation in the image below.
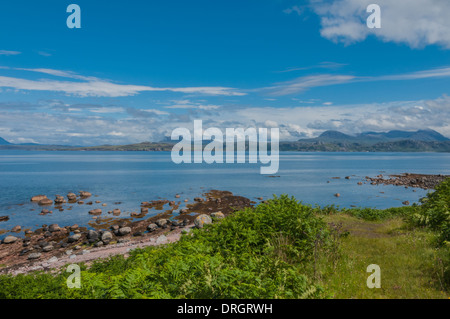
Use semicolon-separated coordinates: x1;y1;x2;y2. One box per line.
0;179;449;299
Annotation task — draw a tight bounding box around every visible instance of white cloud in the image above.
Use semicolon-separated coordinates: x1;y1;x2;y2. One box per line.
283;5;303;16
0;68;245;97
0;50;21;56
164;100;221;110
310;0;450;49
264;66;450;95
264;74;356;95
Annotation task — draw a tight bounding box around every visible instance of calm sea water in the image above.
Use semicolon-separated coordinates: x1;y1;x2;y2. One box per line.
1;150;449;238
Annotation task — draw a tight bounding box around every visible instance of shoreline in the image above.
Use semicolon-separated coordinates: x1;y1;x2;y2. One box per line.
0;190;253;276
0;173;446;276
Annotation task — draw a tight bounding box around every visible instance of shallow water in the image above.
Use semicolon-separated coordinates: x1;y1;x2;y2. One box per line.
0;150;449;238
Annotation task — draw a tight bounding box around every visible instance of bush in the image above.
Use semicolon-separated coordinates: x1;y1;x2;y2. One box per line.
409;178;450;244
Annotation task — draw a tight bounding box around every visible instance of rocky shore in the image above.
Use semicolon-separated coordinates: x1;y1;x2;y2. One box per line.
364;173;449;189
0;190;253;276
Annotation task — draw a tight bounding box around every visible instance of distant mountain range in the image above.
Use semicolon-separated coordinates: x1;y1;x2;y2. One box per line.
281;129;450;152
1;129;450;152
301;129;450;144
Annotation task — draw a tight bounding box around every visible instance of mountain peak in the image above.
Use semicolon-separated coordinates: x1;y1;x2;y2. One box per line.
318;130;354;140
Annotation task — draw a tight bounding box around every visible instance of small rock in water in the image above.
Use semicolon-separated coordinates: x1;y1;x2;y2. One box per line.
31;195;47;202
88;209;102;215
79;191;92;198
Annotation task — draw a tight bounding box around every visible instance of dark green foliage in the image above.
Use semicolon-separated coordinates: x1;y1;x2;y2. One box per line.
409;178;450;244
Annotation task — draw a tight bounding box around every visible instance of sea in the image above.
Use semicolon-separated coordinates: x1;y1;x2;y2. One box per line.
1;150;449;238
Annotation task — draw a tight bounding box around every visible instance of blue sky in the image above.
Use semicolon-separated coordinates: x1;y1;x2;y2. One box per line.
1;0;450;145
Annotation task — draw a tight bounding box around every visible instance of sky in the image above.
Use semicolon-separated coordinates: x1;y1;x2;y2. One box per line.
1;0;450;145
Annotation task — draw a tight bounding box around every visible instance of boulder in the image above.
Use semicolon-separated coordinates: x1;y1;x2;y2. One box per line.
2;235;18;244
68;233;82;243
101;231;113;244
211;212;225;220
67;193;77;201
155;219;167;227
118;227;132;236
0;216;9;222
194;214;212;229
112;209;121;216
147;223;158;232
48;224;61;232
11;225;21;232
87;230;99;240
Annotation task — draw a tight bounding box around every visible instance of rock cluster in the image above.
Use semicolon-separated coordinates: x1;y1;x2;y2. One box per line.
365;173;449;190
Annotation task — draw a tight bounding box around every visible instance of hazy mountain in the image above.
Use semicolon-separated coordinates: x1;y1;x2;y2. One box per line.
300;129;449;144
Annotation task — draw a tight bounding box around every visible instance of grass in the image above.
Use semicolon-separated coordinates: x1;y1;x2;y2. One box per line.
316;214;448;298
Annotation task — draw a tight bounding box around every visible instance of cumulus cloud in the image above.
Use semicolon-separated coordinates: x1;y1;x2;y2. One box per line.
310;0;450;48
1;95;450;145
